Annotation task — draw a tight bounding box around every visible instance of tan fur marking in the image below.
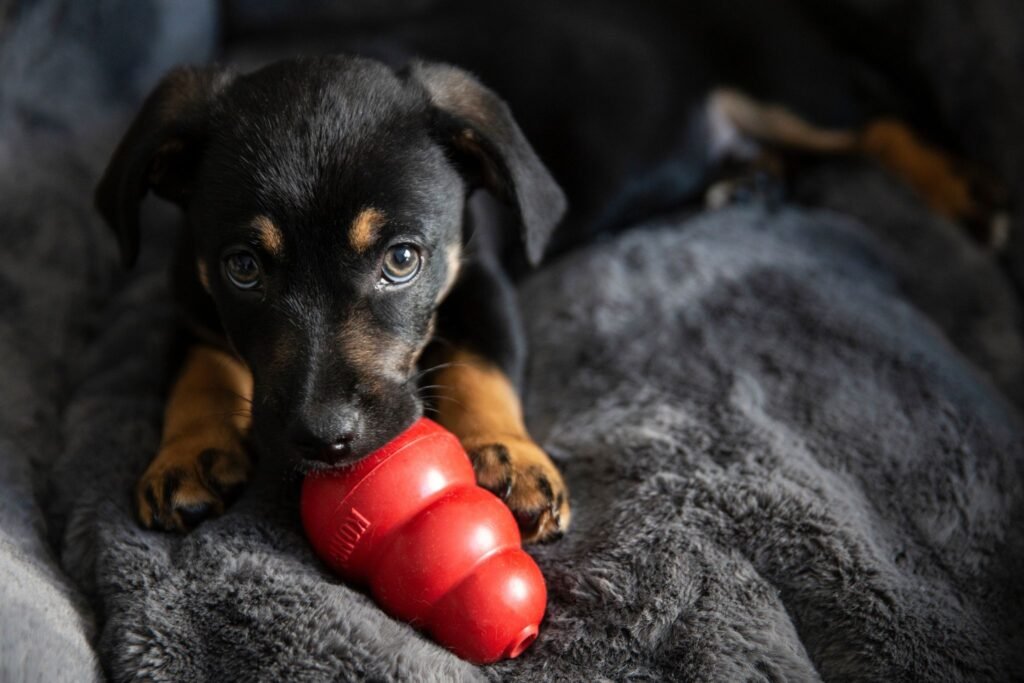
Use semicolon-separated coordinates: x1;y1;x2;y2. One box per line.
431;349;570;542
433;350;527;440
197;259;210;292
858;120;974;220
438;242;463;304
337;311;415;385
135;346;253;530
253;215;284;255
268;333;298;374
349;208;386;253
158;346;251;454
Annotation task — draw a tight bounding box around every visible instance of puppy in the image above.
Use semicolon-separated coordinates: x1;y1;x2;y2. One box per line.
96;52;1001;546
95;55;570;542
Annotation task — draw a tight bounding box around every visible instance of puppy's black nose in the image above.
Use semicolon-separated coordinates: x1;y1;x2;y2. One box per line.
291;430;354;461
288;406;361;464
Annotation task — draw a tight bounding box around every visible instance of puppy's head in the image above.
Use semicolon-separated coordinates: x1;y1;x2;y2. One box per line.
95;55;565;469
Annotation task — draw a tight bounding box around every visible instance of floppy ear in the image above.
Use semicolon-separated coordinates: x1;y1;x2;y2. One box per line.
94;65;234;267
409;61;567;266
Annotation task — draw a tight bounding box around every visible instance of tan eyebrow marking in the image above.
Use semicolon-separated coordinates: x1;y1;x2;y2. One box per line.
437;242;463;304
196;258;211;292
349;208;386;253
253;215;284;255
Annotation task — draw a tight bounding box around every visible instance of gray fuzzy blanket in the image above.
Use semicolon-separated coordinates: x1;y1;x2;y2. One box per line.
2;1;1024;681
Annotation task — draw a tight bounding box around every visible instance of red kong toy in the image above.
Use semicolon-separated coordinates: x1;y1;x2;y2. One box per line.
301;417;547;663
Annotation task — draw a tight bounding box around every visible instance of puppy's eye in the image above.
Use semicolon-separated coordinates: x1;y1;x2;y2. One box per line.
381;244;422;285
223;250;262;290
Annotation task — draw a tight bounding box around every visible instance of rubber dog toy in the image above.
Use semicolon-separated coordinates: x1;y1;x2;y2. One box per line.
301;417;546;663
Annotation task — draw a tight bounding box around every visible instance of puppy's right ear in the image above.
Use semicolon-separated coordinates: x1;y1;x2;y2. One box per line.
409;62;566;266
95;65;234;267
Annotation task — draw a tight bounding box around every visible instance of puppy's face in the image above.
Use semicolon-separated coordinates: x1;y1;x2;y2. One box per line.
95;55;565;469
190;61;464;466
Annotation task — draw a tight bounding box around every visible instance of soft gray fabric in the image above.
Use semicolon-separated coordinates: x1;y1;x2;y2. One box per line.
512;199;1024;680
52;181;1024;682
2;1;1024;682
0;1;217;681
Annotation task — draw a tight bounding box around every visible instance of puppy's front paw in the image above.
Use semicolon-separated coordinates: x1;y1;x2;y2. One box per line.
135;443;251;532
465;436;570;544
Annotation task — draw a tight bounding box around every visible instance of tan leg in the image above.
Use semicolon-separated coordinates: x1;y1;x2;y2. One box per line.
136;345;253;531
431;349;570;543
710;89;1005;242
859;120;976;223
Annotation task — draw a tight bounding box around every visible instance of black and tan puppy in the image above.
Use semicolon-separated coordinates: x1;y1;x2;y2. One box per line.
95;47;1001;546
95;55;570;542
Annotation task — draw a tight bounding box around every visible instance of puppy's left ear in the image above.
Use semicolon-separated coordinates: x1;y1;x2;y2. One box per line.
409;62;566;266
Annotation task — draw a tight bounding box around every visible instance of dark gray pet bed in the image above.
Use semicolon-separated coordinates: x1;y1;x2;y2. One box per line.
2;1;1023;681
